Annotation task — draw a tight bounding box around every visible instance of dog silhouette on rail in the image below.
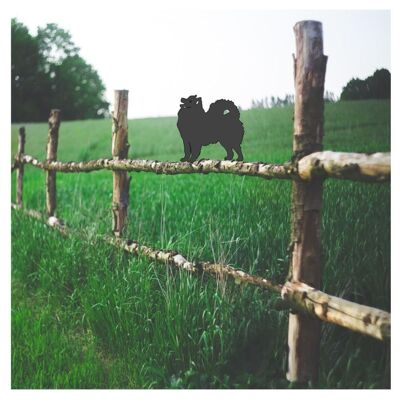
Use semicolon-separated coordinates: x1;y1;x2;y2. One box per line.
177;95;244;162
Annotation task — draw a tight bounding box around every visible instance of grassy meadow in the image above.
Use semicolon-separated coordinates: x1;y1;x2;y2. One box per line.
11;100;390;388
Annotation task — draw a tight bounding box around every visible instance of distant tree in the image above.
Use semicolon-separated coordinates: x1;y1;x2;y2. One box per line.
366;69;391;99
49;55;109;120
37;23;79;67
324;91;337;103
251;98;265;109
251;92;337;109
340;69;390;101
250;94;295;110
11;19;109;122
11;18;41;122
284;94;295;106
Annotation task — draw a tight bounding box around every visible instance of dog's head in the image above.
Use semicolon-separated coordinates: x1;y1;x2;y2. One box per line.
180;95;202;109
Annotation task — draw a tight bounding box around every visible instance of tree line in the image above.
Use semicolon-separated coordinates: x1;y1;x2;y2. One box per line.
250;69;390;109
11;19;109;122
250;91;337;109
340;68;390;100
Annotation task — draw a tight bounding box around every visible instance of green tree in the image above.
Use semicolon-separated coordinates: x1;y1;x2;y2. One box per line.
340;69;391;101
11;18;41;121
49;55;109;120
366;69;391;100
11;19;109;122
37;23;79;67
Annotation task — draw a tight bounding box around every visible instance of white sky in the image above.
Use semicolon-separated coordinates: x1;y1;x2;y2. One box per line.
9;5;390;118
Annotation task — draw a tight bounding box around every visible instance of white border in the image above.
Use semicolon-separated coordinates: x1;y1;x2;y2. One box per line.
1;1;397;399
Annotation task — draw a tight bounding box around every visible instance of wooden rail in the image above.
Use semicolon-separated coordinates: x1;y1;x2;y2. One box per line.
298;151;390;182
15;152;390;182
11;203;391;343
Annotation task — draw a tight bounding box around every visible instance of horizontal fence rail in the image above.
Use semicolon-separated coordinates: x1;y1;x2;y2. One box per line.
14;151;390;182
298;151;391;182
11;203;391;342
17;155;294;179
282;282;390;341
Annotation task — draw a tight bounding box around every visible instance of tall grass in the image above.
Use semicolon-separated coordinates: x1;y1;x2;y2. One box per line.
11;100;390;388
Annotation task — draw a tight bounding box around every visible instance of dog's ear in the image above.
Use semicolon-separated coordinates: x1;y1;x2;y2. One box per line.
180;97;186;103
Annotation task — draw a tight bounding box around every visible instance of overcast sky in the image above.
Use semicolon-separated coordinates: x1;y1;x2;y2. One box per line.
11;6;390;118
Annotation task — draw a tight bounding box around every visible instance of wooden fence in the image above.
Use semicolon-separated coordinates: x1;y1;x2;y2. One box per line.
11;21;390;384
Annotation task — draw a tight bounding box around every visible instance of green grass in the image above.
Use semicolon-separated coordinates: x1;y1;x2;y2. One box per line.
11;99;390;388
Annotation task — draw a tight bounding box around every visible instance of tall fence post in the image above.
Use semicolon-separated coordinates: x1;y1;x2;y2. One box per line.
16;126;26;207
112;90;130;237
46;109;61;217
287;21;327;384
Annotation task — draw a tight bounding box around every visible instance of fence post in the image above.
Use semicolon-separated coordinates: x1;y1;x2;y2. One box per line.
111;90;130;237
46;109;60;217
16;127;26;207
286;21;327;384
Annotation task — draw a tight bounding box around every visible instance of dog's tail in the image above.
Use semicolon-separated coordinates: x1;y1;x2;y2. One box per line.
207;99;241;119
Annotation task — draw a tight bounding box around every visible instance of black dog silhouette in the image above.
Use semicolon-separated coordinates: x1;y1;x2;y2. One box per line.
177;95;244;162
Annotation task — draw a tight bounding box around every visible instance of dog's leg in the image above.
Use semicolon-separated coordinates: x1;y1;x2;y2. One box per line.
189;144;202;162
233;144;243;161
181;139;191;162
221;143;234;160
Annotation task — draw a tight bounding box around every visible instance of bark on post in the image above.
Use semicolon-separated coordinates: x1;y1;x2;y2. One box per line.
16;127;26;207
112;90;130;237
46;110;60;217
287;21;327;384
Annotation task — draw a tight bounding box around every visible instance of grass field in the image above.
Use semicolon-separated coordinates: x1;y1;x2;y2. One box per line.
11;99;390;388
